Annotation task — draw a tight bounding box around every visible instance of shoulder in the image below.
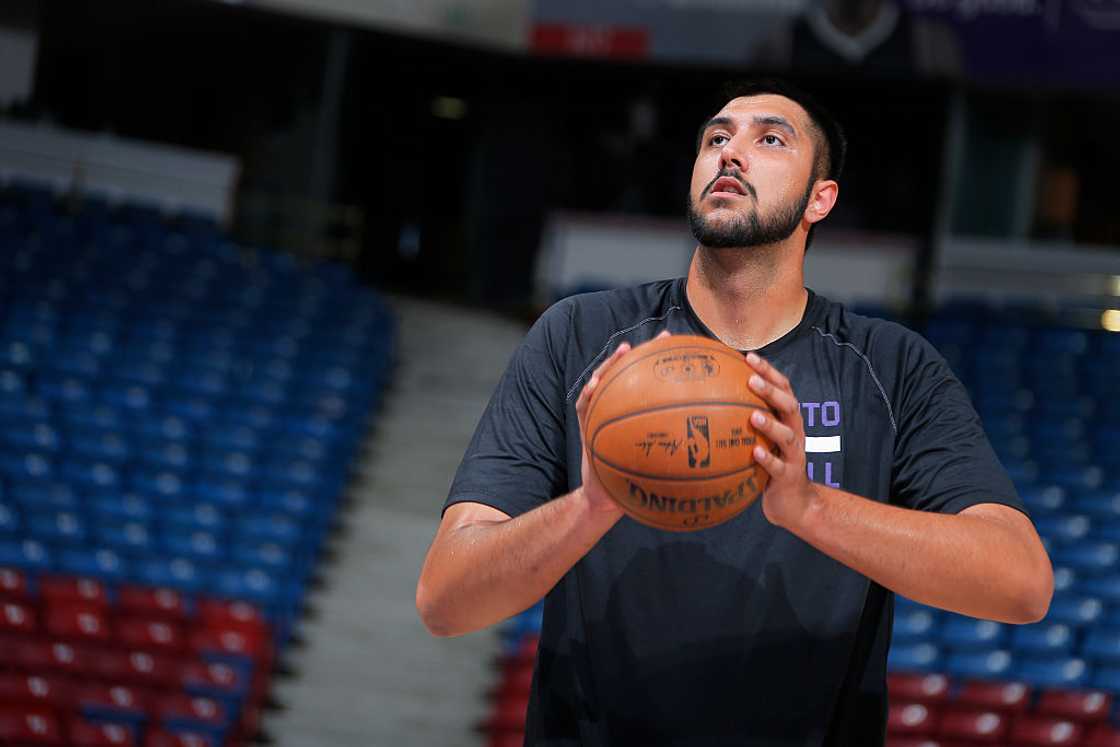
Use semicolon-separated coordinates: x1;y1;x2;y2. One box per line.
535;279;682;342
809;295;942;373
807;295;955;430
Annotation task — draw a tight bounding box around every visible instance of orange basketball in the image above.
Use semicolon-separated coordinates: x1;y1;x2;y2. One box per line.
584;334;773;531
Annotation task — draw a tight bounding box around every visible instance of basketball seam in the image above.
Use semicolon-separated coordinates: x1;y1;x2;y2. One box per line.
564;305;683;402
811;326;898;435
591;401;768;482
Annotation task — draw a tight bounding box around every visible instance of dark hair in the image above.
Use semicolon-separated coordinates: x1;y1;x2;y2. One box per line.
695;78;847;249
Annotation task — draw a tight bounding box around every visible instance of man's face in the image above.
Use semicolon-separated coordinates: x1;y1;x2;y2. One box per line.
688;94;818;249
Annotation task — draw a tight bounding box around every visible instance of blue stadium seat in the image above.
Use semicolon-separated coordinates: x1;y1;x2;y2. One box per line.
94;521;154;555
28;509;88;546
160;502;229;535
0;538;51;571
1009;623;1075;656
1014;656;1090;689
1046;594;1105;626
0;500;20;537
162;529;227;564
0;449;54;481
1052;544;1119;574
57;548;128;582
231;543;294;574
7;480;79;512
1020;485;1067;515
1076;576;1120;603
89;493;154;524
193;480;250;511
0;420;62;452
1090;666;1120;693
944;649;1014;680
1034;515;1092;544
66;429;129;464
1083;629;1120;665
135;557;208;593
938;617;1008;651
138;441;194;470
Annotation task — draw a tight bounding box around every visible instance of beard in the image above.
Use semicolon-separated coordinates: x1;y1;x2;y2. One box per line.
687;175;814;249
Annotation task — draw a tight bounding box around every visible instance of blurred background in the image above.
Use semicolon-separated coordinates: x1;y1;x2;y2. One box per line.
0;0;1119;745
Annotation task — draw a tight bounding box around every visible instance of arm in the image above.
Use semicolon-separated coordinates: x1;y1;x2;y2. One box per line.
745;352;1054;624
416;343;632;638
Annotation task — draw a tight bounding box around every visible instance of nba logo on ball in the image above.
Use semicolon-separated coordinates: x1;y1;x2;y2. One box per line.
687;415;711;468
585;335;774;531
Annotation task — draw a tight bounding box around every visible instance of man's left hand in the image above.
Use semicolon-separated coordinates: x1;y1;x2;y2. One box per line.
745;351;819;530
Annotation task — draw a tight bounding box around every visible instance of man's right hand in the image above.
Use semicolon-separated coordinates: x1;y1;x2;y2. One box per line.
574;341;632;518
574;330;671;517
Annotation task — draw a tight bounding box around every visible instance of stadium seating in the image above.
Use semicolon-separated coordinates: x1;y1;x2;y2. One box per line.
0;179;395;745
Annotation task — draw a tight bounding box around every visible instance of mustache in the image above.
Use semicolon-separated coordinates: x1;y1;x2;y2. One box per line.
703;169;757;200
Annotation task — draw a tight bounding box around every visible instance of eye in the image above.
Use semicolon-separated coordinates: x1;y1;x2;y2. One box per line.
708;133;729;147
761;134;785;146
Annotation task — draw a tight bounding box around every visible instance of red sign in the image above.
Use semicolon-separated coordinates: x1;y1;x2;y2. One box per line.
531;24;650;59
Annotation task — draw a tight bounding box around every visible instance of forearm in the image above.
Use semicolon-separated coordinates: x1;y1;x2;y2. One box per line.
791;485;1052;624
417;489;624;637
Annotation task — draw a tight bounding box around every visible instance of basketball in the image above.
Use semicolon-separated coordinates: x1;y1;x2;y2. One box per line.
584;335;774;531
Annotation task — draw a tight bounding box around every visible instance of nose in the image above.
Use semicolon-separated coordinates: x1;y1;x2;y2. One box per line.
719;134;747;174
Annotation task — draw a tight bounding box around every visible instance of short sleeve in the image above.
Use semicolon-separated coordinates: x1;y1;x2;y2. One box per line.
891;334;1027;517
443;302;571;518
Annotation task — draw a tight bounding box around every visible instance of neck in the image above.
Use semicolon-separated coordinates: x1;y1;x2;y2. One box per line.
685;242;809;351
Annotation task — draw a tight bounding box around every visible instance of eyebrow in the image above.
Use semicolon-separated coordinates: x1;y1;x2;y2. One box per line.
696;114;799;150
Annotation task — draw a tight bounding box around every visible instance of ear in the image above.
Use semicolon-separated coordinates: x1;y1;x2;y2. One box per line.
804;180;839;226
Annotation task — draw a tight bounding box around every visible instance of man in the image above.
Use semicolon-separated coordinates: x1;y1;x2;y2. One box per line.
416;79;1052;746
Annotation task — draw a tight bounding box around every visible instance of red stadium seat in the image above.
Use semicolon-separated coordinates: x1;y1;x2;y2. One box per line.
1008;716;1083;745
68;719;137;746
40;576;111;609
44;604;111;642
0;633;27;666
178;659;249;699
144;730;216;747
887;741;977;747
74;683;150;720
37;641;102;678
0;567;30;600
153;692;228;731
100;649;183;688
1;600;38;634
1036;689;1112;722
0;672;72;707
954;679;1031;713
189;626;269;663
490;662;535;699
888;673;952;704
1087;723;1120;747
0;705;64;744
116;618;186;653
937;708;1009;742
887;702;939;735
117;586;191;623
195;599;269;635
487;732;526;747
483;693;530;732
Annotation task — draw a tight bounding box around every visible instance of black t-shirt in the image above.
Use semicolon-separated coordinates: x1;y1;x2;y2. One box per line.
445;279;1025;747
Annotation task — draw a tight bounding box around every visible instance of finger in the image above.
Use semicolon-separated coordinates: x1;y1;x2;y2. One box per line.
578;343;631;412
656;330;671;339
750;409;798;449
748;373;801;420
745;352;791;392
594;342;631;380
753;444;785;478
